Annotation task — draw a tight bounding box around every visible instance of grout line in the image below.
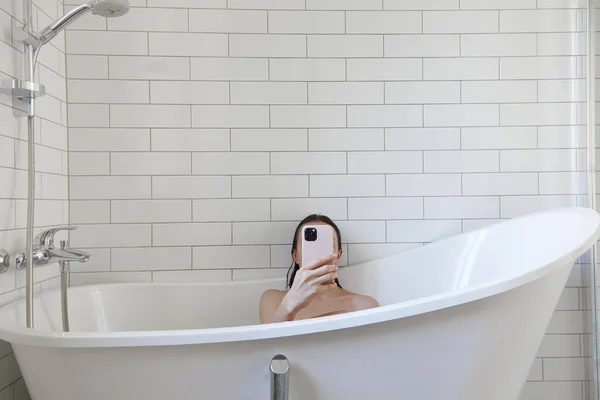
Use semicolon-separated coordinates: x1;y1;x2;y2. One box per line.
190;246;194;270
345;150;349;174
497;9;500;31
306;81;309;104
497;57;500;81
107;56;111;79
346;197;349;220
345;104;348;128
306;128;310;151
497;149;501;173
344;58;348;81
305;34;308;58
384;174;387;196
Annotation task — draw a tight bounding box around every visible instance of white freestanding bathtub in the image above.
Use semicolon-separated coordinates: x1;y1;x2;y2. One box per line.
0;207;599;400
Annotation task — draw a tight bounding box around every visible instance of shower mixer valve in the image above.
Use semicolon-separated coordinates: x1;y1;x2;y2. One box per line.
28;227;91;267
0;227;90;273
0;250;26;273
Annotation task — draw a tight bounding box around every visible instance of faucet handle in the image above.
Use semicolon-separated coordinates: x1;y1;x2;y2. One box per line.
0;250;9;274
34;226;78;247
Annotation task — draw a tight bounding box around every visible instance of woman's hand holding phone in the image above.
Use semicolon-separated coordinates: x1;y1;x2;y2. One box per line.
281;254;338;318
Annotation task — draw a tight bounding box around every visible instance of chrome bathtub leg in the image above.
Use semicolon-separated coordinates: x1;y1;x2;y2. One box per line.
270;354;289;400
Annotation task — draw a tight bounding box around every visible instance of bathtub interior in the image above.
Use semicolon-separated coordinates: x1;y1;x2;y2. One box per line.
0;279;287;333
0;208;596;334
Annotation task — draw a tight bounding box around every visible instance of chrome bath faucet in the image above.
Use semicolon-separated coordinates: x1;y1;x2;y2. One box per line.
31;227;90;266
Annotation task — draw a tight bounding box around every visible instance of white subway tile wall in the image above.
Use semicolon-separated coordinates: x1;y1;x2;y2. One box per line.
0;0;67;397
60;1;589;399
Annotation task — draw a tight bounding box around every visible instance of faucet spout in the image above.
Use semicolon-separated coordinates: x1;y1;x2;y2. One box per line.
32;248;90;266
51;248;91;263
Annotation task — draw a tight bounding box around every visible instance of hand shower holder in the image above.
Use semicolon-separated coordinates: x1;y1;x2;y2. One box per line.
0;79;46;115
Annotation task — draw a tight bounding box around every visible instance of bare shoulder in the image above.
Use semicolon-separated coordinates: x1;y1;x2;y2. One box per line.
259;289;288;324
260;289;287;306
341;290;380;311
353;295;380;310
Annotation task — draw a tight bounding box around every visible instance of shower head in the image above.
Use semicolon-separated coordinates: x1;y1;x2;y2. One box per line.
91;0;130;18
37;0;130;46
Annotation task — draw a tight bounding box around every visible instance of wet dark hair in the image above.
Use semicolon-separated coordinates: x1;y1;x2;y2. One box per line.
286;214;343;289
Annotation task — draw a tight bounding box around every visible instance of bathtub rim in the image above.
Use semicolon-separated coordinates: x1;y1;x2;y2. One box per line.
0;207;598;349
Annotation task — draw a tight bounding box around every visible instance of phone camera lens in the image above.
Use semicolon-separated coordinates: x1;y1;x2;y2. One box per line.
304;228;318;242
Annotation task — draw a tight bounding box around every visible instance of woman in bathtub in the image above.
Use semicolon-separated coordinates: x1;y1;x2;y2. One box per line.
260;214;380;324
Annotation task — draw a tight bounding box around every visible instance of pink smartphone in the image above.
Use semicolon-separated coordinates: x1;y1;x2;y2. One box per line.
301;225;334;268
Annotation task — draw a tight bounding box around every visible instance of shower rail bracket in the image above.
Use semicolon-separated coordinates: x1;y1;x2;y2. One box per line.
13;26;41;47
0;79;46;116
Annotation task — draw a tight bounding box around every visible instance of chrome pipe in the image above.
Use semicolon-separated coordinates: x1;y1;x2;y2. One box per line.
25;114;35;329
23;0;35;330
60;267;69;332
59;242;70;332
587;0;600;399
588;0;597;221
270;355;289;400
22;0;32;34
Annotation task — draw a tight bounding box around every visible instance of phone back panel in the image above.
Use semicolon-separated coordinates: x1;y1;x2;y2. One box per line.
301;225;334;268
